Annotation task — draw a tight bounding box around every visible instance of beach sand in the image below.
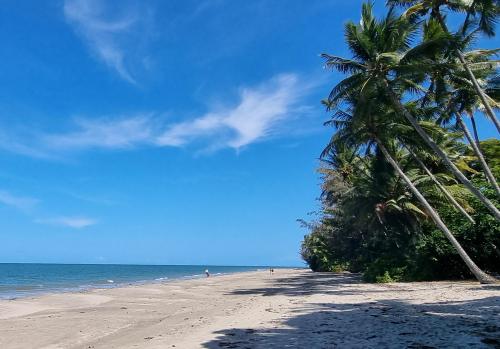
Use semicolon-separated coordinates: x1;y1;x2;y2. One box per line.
0;269;499;348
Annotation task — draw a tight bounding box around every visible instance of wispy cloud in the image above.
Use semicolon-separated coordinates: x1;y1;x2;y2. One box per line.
0;189;97;228
64;0;148;83
36;216;97;229
43;115;156;150
157;74;305;150
0;130;59;160
0;190;39;211
0;73;317;157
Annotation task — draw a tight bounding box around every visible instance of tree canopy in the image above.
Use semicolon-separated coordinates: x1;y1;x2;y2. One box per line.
301;1;500;283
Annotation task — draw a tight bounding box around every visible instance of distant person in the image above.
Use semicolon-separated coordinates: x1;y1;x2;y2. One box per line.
270;268;274;275
205;269;210;277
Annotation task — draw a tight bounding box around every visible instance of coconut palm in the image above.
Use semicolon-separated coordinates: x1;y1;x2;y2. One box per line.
388;0;500;132
447;73;500;195
451;111;500;194
405;145;476;223
421;22;500;196
321;3;500;220
332;93;476;223
374;137;496;283
324;87;497;283
417;18;500;194
322;139;427;256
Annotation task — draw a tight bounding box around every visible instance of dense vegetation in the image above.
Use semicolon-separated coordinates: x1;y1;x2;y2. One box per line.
300;0;500;283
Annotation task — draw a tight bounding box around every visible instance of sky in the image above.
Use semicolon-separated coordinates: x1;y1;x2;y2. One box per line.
0;0;497;266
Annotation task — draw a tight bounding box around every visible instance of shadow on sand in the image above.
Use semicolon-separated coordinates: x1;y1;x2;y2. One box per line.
202;273;500;348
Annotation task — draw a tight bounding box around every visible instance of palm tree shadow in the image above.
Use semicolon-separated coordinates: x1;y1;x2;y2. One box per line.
204;274;500;348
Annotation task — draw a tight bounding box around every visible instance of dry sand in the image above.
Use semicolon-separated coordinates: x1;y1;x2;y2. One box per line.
0;269;499;348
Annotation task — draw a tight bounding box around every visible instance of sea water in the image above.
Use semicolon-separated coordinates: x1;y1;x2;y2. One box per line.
0;263;262;299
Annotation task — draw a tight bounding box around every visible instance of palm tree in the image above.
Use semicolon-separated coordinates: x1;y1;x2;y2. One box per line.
405;145;476;223
425;37;500;195
336;96;477;224
323;140;428;257
321;3;500;220
454;111;500;194
448;66;500;195
388;0;500;132
375;138;496;283
395;102;479;223
324;89;497;283
417;17;500;194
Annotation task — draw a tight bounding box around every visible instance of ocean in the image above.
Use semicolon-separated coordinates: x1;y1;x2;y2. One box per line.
0;263;263;300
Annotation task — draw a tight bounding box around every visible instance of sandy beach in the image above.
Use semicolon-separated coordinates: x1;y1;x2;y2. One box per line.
0;269;499;348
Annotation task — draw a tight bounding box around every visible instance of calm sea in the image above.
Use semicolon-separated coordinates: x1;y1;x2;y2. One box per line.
0;263;263;300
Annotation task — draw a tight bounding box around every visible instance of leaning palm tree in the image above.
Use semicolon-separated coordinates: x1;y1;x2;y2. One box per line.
453;69;500;145
322;3;500;220
405;144;476;223
417;18;500;194
420;60;500;196
374;139;497;283
450;75;500;189
338;147;428;244
388;0;500;132
361;99;477;223
325;89;497;283
446;95;500;195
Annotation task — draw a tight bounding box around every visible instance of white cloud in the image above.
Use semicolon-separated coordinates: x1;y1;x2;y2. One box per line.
0;190;97;229
0;190;39;210
64;0;142;83
0;73;315;156
156;73;306;150
43;115;156;150
36;216;97;229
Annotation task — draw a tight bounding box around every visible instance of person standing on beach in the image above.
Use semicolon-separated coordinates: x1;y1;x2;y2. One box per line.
205;269;210;277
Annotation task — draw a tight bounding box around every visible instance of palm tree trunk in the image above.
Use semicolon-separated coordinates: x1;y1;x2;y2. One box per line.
469;114;481;146
384;84;500;221
406;146;475;224
455;112;500;196
456;51;500;134
375;138;497;284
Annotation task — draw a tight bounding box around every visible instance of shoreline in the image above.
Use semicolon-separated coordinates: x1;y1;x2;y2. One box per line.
0;265;282;301
1;269;499;348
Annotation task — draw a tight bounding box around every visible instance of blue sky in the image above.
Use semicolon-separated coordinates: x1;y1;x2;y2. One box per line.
0;0;497;266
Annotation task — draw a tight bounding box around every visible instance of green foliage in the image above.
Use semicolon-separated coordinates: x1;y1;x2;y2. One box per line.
413;180;500;279
300;220;352;272
469;139;500;177
301;1;500;282
300;228;334;272
364;259;407;283
376;271;395;284
302;140;500;282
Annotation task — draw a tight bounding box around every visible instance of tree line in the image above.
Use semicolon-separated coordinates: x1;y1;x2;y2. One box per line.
300;0;500;283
